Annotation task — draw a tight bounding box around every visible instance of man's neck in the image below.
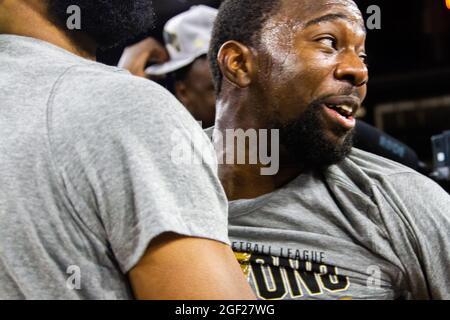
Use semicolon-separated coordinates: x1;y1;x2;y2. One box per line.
218;163;304;201
215;97;305;201
0;1;96;60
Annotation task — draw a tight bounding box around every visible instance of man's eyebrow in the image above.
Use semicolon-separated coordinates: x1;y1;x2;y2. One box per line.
304;13;365;31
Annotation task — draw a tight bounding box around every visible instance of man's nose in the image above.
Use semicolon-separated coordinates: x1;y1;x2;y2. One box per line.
334;51;369;87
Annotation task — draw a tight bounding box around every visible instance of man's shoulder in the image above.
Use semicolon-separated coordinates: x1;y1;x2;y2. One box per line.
50;63;188;124
347;148;418;178
326;148;428;194
57;63;170;102
46;62;204;154
327;149;449;222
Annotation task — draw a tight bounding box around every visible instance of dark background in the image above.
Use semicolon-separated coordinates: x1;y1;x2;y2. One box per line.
98;0;450;166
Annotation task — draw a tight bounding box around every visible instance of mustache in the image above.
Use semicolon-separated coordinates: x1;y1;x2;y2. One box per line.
314;87;362;104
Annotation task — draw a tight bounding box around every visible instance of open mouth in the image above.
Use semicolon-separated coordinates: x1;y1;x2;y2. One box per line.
325;104;354;119
320;97;360;130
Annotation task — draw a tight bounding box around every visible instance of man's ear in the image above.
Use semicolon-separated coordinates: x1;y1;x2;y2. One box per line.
175;81;191;108
217;40;255;89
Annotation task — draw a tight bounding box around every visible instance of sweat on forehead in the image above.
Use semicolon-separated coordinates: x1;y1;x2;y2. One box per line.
270;0;363;29
258;0;364;46
281;0;360;15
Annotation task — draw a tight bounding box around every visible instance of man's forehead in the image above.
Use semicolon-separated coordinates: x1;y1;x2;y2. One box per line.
277;0;363;27
258;0;365;61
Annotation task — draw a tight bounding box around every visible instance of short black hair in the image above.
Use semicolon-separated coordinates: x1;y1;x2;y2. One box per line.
208;0;282;95
47;0;155;49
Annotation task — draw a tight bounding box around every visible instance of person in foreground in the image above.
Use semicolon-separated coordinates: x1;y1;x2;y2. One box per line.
209;0;450;299
0;0;255;300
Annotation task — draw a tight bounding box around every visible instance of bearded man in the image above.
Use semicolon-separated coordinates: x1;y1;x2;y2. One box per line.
209;0;450;299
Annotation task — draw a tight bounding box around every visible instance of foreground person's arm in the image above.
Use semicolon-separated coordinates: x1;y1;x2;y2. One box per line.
130;233;255;300
49;70;252;299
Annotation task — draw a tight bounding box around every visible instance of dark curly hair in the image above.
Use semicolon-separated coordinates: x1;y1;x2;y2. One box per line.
47;0;155;49
208;0;282;95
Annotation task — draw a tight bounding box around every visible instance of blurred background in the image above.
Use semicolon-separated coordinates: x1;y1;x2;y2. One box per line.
98;0;450;184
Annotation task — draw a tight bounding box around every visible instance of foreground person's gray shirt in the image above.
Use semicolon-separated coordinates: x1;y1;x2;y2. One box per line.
228;149;450;300
0;35;229;300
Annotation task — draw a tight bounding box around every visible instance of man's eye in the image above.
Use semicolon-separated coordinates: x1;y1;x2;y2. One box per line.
317;37;336;49
360;54;369;66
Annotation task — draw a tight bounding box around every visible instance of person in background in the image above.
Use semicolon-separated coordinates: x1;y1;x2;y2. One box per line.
0;0;255;300
119;5;217;128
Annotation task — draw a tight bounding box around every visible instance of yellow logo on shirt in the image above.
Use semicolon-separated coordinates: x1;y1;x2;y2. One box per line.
234;251;350;300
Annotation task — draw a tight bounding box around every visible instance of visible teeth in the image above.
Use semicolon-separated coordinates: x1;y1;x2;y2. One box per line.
327;104;353;118
337;105;353;114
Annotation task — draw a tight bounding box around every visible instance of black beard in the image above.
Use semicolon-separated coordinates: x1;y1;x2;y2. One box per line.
47;0;155;49
277;101;354;169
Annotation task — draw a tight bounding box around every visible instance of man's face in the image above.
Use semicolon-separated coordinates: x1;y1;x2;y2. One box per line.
47;0;155;49
181;58;216;128
256;0;368;167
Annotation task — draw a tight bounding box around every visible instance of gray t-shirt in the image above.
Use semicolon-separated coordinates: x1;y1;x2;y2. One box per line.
0;35;229;300
229;148;450;300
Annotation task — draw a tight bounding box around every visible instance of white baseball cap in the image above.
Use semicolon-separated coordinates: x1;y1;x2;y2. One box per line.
145;5;218;76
